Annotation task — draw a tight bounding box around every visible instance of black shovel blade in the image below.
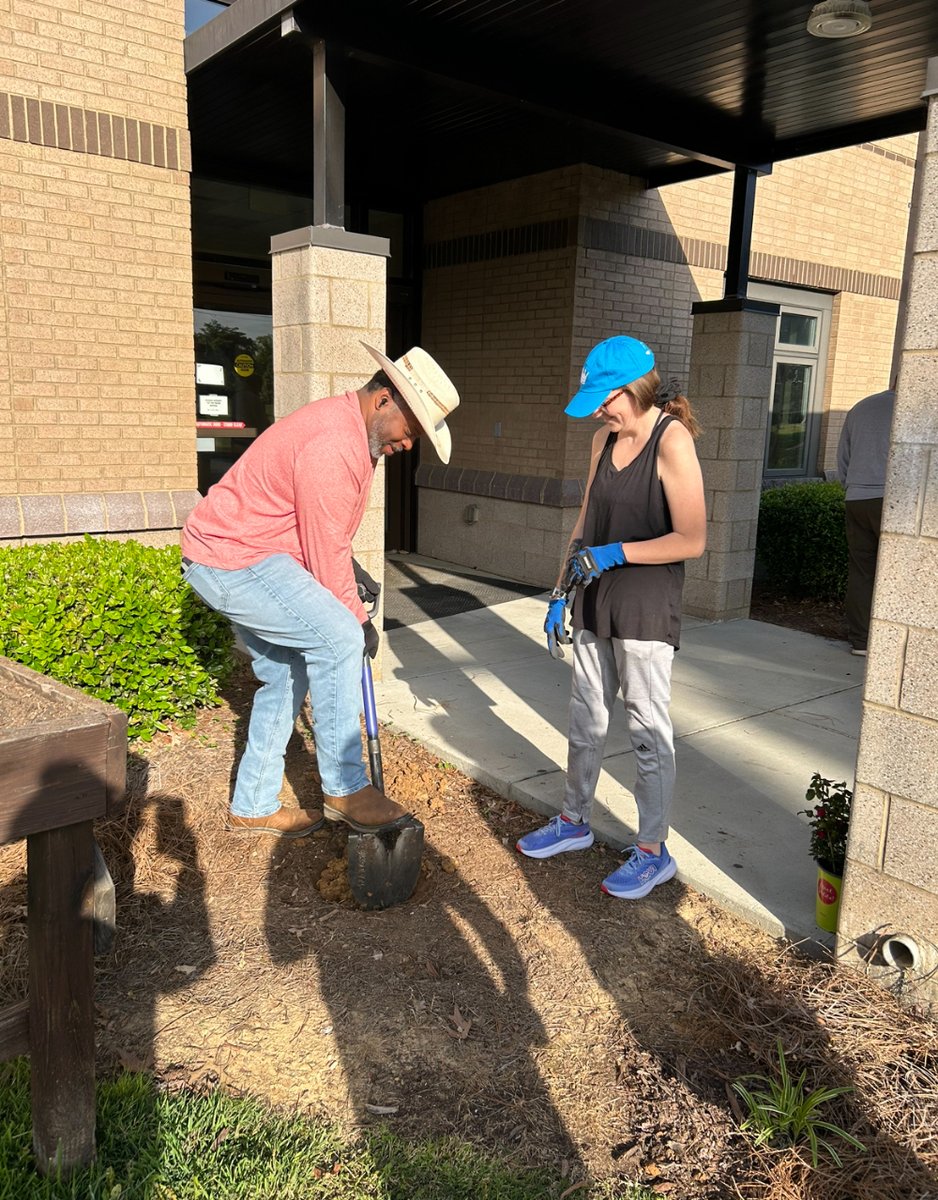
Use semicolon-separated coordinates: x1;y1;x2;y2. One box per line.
347;817;424;910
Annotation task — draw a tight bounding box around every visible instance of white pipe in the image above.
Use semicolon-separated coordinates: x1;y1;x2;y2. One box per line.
880;933;921;972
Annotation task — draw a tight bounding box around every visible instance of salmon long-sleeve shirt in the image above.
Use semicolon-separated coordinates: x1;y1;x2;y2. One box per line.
182;392;373;623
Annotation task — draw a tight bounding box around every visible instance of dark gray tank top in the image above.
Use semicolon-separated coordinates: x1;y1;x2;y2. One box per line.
572;413;684;648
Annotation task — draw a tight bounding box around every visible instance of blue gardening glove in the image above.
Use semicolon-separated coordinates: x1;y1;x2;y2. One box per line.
544;594;572;660
569;542;627;584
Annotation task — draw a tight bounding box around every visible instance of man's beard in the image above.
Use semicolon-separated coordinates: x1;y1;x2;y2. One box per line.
368;409;401;458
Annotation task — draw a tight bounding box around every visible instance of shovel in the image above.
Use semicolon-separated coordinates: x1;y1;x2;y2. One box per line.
346;654;425;910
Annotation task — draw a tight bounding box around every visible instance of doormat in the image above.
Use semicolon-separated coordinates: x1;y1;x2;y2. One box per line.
382;558;543;629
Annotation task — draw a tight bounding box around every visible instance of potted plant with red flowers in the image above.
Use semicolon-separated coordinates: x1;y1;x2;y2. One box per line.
800;773;853;932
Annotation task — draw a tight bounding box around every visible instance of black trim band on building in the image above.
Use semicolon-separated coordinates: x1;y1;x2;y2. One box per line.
415;464;584;508
424;213;901;300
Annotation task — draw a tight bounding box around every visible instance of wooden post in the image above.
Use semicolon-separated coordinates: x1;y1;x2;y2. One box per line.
27;820;96;1173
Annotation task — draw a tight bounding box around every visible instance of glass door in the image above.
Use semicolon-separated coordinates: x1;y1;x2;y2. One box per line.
749;284;832;479
194;308;273;494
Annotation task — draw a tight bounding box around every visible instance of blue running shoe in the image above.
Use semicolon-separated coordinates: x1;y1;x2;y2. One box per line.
516;815;594;859
601;843;676;899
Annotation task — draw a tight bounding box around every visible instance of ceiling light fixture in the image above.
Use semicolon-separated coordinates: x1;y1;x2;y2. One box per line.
806;0;873;38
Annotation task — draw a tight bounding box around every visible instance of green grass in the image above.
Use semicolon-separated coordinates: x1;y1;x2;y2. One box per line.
0;1062;655;1200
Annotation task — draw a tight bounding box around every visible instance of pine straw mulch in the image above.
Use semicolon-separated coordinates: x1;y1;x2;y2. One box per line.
1;666;936;1200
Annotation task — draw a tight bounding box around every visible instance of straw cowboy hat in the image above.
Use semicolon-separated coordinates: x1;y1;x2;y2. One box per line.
361;342;459;464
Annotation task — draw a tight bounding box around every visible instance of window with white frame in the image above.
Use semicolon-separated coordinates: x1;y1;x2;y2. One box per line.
748;284;833;478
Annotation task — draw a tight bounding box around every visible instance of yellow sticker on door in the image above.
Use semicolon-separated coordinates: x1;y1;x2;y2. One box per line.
234;353;254;378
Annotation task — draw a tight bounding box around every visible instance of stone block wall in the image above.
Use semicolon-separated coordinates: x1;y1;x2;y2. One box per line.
683;303;777;621
0;1;197;544
835;91;938;1010
270;227;389;672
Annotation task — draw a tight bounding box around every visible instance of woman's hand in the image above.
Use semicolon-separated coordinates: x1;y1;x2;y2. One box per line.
544;593;572;659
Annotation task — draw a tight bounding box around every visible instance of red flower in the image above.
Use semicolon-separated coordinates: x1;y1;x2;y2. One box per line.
815;807;827;817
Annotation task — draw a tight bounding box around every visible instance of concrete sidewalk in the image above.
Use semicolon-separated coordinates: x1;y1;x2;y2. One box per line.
375;565;865;945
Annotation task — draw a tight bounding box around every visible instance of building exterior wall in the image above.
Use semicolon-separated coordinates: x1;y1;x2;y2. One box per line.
835;92;938;1011
418;143;913;585
0;0;197;546
660;139;916;466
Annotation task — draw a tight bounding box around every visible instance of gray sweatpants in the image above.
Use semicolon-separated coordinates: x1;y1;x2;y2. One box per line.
562;629;676;843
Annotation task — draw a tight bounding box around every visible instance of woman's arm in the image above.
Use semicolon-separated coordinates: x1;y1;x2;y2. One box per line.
553;427;609;587
621;420;706;565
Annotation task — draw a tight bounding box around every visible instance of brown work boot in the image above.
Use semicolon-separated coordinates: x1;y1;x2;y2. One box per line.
322;785;408;832
226;805;324;838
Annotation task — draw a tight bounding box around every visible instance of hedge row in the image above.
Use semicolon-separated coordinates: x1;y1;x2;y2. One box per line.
755;480;848;601
0;537;234;740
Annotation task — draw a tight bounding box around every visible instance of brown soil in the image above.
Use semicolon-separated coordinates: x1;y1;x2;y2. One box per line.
1;664;935;1199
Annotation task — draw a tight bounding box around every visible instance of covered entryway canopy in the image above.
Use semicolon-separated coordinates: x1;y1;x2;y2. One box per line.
186;0;936;198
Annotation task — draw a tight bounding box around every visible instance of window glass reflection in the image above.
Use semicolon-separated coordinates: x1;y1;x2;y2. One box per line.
768;363;812;472
778;312;817;347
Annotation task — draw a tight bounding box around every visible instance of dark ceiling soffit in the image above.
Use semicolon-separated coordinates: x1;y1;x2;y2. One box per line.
341;45;736;176
283;3;759;172
185;0;294;74
187;0;753;174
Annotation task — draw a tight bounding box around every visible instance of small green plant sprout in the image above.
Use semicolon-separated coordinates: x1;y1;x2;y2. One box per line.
732;1039;866;1168
799;773;853;875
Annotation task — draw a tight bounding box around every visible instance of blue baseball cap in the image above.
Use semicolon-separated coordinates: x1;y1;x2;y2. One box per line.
565;336;656;417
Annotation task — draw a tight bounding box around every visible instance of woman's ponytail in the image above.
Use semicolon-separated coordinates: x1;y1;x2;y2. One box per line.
626;368;702;439
659;392;701;440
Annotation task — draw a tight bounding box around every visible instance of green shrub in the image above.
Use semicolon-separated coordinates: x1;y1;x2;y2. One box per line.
0;537;234;740
756;481;848;600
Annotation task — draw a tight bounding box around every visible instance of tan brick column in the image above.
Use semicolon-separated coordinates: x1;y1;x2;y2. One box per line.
682;299;778;621
836;62;938;1008
270;226;390;674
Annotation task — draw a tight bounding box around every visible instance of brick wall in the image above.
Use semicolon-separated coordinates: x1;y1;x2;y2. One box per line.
423;169;582;484
0;1;196;543
418;144;913;582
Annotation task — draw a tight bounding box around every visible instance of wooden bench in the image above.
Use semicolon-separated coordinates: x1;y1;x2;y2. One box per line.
0;656;127;1174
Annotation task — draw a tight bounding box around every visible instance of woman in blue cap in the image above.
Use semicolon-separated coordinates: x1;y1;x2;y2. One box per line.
517;336;706;899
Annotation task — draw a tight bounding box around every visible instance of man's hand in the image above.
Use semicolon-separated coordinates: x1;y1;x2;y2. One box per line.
362;618;380;659
544;594;571;659
569;542;627;583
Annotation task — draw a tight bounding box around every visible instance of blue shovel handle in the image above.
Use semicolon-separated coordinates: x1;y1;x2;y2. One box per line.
361;655;384;792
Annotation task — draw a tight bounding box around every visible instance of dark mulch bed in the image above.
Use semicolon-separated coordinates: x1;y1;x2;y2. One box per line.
749;582;848;643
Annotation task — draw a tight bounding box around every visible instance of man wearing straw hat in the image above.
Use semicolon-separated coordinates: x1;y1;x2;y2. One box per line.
181;343;459;838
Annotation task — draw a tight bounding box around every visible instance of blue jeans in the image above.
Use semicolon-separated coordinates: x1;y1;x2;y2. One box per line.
183;554;369;817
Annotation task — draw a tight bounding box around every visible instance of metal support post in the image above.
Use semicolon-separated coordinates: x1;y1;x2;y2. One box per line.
311;38;346;228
